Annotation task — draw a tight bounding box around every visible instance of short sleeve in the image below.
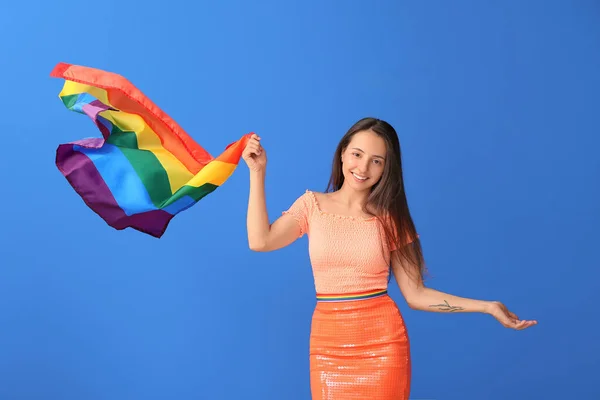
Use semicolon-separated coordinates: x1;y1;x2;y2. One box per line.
282;190;312;238
389;233;418;252
384;214;418;252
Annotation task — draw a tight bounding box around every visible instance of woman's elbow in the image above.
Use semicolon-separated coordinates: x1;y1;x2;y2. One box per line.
406;298;419;310
249;241;266;252
403;288;424;310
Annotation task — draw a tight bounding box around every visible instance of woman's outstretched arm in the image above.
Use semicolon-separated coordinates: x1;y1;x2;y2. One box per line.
391;249;537;330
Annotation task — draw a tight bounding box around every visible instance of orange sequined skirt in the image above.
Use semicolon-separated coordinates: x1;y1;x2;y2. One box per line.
309;289;411;400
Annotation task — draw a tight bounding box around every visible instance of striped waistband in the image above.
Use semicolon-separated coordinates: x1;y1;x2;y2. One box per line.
316;289;388;302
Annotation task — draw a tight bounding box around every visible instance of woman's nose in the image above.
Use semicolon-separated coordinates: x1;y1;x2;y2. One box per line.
358;159;370;173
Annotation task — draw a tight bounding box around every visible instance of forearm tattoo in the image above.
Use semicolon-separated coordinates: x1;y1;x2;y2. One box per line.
428;300;464;312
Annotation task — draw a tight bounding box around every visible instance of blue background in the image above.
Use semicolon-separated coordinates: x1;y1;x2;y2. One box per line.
1;1;598;399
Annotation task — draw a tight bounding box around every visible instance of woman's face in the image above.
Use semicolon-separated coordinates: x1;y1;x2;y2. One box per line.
341;130;387;191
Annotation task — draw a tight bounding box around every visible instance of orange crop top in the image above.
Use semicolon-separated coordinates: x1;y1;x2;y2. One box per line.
283;190;406;295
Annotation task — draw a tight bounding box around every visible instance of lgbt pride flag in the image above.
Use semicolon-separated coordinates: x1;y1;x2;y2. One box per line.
51;62;251;238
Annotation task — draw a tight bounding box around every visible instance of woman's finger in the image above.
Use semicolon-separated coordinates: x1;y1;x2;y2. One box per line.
251;140;263;150
246;142;262;154
518;320;534;330
252;145;262;155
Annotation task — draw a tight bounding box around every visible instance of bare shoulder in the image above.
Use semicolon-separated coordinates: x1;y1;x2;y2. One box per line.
308;190;329;201
308;190;333;208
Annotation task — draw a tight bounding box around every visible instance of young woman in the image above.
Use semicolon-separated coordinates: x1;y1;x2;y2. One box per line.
242;117;537;400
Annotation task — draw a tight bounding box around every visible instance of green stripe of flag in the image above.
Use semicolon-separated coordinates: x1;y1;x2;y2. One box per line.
161;183;219;209
107;126;173;208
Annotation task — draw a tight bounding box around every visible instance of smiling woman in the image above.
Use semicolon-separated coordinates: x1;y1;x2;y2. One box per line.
346;142;387;184
242;117;537;400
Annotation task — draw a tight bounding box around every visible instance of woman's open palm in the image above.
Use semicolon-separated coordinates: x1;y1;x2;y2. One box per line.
487;301;538;330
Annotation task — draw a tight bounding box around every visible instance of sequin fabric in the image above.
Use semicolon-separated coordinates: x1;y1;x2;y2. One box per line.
283;190;411;400
310;295;411;400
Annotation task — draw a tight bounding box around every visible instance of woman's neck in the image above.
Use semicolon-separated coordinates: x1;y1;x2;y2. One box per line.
332;184;371;211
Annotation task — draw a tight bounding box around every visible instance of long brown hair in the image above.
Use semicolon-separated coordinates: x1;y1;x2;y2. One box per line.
325;117;428;284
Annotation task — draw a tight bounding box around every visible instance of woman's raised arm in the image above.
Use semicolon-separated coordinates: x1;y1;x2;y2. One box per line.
243;134;302;252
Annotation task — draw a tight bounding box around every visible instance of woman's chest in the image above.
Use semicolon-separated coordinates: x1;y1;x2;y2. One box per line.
307;216;390;267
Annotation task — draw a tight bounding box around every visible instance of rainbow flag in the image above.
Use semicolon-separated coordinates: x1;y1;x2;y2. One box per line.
51;62;251;238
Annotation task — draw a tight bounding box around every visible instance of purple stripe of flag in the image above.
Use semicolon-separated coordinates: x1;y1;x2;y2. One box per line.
56;140;173;238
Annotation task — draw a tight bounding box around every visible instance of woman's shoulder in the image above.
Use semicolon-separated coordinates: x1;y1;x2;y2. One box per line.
287;189;319;209
304;189;326;201
298;189;320;209
304;189;339;210
297;189;325;200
